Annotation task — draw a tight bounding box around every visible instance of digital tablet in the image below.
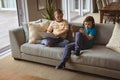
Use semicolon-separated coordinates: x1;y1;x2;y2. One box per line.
40;32;58;38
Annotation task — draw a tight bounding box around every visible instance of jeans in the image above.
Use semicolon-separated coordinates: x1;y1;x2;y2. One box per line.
37;37;69;47
61;32;93;64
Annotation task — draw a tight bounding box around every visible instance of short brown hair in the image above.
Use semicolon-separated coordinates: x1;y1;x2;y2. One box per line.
83;16;95;27
54;9;63;15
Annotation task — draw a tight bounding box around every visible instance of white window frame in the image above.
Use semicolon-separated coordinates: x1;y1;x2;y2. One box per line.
62;0;93;22
16;0;29;25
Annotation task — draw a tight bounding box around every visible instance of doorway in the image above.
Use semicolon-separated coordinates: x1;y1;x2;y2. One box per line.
0;0;18;55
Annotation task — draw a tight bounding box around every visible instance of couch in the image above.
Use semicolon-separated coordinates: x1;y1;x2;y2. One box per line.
9;23;120;79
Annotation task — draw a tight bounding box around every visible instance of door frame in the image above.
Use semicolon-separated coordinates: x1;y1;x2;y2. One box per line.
16;0;29;26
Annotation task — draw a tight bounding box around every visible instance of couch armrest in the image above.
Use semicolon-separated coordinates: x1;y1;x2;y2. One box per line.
9;27;26;59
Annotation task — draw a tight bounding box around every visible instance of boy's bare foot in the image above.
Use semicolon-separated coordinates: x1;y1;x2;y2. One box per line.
32;40;37;44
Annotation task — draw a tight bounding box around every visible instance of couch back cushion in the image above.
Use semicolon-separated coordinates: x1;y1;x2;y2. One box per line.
94;23;114;45
67;23;82;42
67;23;114;45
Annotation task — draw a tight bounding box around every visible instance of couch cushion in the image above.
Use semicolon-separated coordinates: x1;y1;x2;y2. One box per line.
94;24;114;45
106;23;120;54
21;43;120;71
21;43;64;60
67;23;82;42
71;45;120;71
22;19;52;42
28;20;50;43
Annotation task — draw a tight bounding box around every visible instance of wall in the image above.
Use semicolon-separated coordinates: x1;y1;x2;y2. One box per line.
27;0;120;21
27;0;45;21
27;0;61;21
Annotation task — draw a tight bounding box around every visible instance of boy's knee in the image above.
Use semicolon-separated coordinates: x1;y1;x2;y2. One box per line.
76;32;83;37
64;40;69;44
65;44;72;50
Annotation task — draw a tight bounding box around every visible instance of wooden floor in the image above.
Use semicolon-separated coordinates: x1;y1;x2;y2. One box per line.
0;11;18;51
0;69;47;80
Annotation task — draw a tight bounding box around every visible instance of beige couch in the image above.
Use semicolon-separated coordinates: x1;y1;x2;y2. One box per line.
9;23;120;79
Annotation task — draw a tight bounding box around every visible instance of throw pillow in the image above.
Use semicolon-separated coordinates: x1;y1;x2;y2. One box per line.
106;23;120;53
22;19;51;42
28;20;50;43
67;24;81;42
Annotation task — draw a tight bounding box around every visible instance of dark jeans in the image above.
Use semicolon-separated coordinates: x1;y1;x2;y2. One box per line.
37;37;69;47
61;32;93;64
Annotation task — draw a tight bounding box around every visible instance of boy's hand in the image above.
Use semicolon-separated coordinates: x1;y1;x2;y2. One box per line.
79;28;85;34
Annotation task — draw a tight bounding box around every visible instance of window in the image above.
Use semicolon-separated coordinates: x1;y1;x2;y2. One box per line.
1;0;16;10
0;0;18;54
62;0;92;22
75;0;78;9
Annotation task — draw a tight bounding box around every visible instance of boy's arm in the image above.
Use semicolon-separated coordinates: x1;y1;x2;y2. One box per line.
84;33;94;40
79;28;94;40
47;22;53;33
55;21;69;36
56;28;69;36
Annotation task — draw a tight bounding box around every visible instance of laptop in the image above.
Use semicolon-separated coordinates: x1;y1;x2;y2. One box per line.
40;32;58;38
